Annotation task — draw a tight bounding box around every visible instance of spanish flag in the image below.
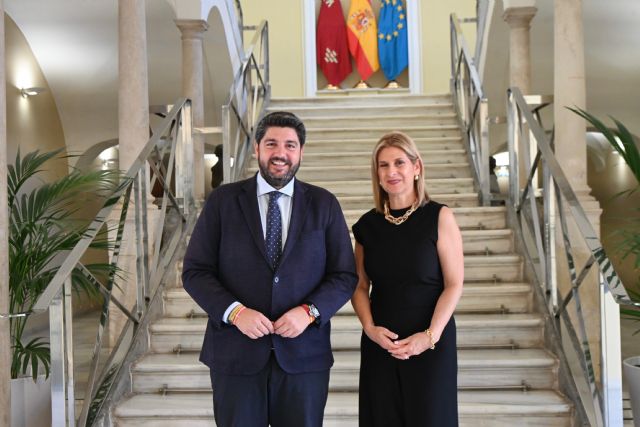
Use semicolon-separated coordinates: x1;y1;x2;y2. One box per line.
347;0;380;81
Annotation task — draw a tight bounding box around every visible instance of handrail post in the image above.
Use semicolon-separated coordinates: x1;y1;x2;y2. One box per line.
222;104;231;184
180;101;194;214
601;279;623;426
544;162;558;311
264;22;270;96
134;172;146;317
507;92;519;208
479;98;490;205
49;288;67;426
63;278;75;425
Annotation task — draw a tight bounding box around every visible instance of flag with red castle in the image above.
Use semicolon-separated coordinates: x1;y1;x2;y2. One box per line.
347;0;380;81
316;0;352;86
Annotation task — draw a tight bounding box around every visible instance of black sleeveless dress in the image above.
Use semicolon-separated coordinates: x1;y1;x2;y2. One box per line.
352;201;458;427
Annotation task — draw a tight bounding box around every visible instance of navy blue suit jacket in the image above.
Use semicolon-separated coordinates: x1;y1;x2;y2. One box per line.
182;175;357;375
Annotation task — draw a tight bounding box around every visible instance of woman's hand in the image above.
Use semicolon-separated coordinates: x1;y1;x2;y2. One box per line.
388;331;435;360
364;325;400;351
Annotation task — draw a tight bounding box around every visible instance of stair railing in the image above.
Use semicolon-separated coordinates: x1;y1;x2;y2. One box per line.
222;20;270;184
4;99;196;426
507;87;637;426
450;13;491;206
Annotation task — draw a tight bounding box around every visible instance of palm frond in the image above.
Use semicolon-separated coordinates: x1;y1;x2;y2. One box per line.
568;107;640;185
9;149;123;380
11;337;51;381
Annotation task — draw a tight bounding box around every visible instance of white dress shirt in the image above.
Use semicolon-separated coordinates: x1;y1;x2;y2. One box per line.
223;174;296;323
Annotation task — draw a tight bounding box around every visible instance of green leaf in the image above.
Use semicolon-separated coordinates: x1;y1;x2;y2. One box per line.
8;149;121;380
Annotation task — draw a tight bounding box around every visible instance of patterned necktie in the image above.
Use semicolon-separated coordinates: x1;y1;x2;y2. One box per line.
265;191;283;270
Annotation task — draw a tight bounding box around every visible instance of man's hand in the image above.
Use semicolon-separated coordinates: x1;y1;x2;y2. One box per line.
233;308;274;339
273;306;312;338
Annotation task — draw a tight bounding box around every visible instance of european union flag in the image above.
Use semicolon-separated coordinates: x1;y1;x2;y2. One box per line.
378;0;408;81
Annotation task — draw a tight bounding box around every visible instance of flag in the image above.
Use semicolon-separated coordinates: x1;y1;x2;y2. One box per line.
347;0;379;81
378;0;408;81
316;0;352;86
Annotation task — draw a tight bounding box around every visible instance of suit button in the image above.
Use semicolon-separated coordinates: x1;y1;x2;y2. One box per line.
274;276;279;284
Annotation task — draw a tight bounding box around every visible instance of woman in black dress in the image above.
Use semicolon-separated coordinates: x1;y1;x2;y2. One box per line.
351;131;464;426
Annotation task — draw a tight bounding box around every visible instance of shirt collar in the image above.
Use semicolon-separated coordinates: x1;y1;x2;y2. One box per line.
256;173;295;198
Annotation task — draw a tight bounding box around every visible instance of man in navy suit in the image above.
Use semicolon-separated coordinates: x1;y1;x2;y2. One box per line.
182;111;357;427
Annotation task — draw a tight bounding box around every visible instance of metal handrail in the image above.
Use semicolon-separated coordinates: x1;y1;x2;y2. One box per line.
7;99;196;426
507;87;637;426
222;20;270;184
450;13;491;205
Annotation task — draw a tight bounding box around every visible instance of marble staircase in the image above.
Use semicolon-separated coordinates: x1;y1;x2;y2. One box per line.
112;94;574;426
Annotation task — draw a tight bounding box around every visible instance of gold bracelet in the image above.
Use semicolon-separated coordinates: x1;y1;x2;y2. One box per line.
425;329;436;350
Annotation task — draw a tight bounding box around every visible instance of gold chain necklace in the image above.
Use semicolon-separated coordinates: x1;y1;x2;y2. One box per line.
383;200;419;225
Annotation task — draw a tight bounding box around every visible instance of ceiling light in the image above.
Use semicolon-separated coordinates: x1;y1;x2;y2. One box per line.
20;87;45;98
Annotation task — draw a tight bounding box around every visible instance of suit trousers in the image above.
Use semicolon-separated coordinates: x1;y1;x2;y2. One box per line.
210;352;330;427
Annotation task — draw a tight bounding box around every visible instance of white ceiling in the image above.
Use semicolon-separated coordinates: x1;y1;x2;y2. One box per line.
5;0;235;155
5;0;639;156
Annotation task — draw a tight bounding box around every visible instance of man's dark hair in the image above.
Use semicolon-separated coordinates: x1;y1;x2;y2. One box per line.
254;111;306;146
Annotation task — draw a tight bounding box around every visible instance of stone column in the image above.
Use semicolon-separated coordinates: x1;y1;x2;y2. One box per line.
553;0;603;378
175;19;208;201
119;0;149;171
554;0;590;192
109;0;150;345
0;0;10;424
503;5;537;95
503;3;537;189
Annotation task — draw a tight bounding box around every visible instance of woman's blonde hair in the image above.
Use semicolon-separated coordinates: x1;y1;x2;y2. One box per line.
371;131;429;213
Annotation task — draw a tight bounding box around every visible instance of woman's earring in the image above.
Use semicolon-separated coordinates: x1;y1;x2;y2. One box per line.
414;175;419;181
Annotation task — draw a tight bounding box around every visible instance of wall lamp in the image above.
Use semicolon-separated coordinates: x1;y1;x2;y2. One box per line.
20;87;45;98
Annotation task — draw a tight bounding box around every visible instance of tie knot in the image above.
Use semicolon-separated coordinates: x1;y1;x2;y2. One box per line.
269;191;282;202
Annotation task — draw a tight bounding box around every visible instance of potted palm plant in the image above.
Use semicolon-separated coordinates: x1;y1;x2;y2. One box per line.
570;107;640;425
8;149;118;426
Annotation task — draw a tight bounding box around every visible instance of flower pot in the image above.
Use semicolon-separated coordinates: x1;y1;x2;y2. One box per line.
624;356;640;427
10;376;51;427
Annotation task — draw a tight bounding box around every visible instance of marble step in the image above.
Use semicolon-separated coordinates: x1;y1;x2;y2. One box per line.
247;163;472;181
344;206;508;230
322;390;572;427
164;281;530;319
300;113;458;128
298;149;469;165
130;348;556;394
337;193;479;209
270;94;453;109
303;136;464;152
459;228;514;254
148;313;542;354
268;102;455;118
113;390;571;427
333;281;530;315
305;124;461;140
329;313;540;351
316;177;474;196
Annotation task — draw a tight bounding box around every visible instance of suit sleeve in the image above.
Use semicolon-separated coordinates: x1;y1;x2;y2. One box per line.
182;191;237;329
306;194;358;326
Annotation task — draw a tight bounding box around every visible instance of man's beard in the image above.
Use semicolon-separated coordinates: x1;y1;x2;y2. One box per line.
258;156;300;189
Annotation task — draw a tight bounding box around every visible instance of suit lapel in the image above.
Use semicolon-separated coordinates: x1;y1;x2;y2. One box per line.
238;176;270;265
280;180;311;267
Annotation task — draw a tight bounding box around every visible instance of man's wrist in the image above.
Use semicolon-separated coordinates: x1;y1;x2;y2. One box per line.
302;303;320;325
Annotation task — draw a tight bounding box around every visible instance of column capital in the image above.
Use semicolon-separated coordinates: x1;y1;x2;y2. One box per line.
503;6;537;29
175;19;209;40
